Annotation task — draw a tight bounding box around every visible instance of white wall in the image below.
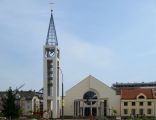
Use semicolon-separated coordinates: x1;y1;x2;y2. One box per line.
64;75;120;116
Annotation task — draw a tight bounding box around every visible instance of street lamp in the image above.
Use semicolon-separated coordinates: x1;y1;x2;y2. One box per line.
58;67;64;120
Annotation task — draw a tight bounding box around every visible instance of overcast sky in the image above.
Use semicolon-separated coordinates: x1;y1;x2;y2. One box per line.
0;0;156;92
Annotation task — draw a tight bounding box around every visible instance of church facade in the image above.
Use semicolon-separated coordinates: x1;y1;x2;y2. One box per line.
64;75;120;118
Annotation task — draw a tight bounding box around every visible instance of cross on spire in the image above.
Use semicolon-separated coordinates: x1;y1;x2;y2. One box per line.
46;10;58;46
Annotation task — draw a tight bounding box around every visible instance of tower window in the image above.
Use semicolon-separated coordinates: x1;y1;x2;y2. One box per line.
57;49;60;58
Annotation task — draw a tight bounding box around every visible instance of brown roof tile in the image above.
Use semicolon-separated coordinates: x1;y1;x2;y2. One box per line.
121;88;155;100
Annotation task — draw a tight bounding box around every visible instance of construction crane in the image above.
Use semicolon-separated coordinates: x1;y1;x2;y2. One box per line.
16;84;25;91
38;88;43;93
13;84;25;94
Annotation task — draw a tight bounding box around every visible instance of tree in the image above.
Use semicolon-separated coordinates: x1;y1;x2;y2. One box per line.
1;87;20;119
112;109;117;116
112;109;117;120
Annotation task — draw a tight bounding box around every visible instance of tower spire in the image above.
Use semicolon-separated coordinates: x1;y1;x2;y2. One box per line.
46;10;58;46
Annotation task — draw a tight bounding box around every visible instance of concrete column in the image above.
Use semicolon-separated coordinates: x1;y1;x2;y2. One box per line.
74;101;75;117
83;101;84;117
91;101;92;116
78;101;79;116
96;101;99;116
79;101;80;116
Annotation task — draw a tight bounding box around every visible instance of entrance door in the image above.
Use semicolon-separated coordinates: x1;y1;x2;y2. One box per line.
85;107;97;117
92;108;97;116
85;108;90;116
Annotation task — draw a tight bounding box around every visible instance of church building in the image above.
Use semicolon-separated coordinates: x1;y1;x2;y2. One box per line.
64;75;120;118
42;10;156;119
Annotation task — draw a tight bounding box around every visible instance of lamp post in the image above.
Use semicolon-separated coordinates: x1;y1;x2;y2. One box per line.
58;67;64;120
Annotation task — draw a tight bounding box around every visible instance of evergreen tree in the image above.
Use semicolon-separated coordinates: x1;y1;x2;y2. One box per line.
2;87;20;119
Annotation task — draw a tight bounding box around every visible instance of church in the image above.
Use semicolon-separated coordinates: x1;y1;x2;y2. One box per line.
43;10;156;119
64;75;120;117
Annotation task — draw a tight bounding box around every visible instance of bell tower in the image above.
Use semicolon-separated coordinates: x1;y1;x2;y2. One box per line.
43;10;60;118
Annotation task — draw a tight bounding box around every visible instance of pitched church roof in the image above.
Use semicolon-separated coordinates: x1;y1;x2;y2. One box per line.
66;75;116;95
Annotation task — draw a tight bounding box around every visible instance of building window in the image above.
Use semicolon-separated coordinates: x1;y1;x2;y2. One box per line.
138;95;145;99
124;102;128;106
83;91;97;105
139;102;143;106
131;109;135;115
124;109;128;114
147;109;152;114
148;102;151;106
132;102;135;106
139;109;144;115
104;100;107;116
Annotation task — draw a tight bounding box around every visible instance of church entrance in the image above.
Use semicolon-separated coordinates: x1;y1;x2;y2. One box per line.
92;108;97;116
84;107;97;116
74;90;108;118
85;108;90;116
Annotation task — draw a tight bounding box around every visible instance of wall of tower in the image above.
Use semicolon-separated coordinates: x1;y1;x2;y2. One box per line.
43;45;60;118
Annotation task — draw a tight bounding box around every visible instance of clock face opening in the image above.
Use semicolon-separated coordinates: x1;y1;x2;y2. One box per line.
83;91;97;105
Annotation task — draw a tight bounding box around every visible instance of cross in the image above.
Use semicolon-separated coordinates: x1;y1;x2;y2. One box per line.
49;2;55;12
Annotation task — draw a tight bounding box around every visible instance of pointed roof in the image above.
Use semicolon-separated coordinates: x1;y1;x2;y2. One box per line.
66;75;116;95
46;10;58;46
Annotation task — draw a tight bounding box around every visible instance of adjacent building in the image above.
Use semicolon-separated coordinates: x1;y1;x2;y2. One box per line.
0;90;43;116
121;88;156;117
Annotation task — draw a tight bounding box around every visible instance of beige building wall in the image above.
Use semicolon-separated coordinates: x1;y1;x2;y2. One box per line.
32;96;40;112
20;97;32;115
64;75;120;116
121;97;156;116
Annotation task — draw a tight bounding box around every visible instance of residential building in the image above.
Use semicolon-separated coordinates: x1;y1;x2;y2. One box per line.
0;90;43;116
120;89;156;117
112;82;156;95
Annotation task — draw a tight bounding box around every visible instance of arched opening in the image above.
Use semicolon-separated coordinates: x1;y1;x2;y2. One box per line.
83;91;97;117
74;91;108;118
138;95;145;99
